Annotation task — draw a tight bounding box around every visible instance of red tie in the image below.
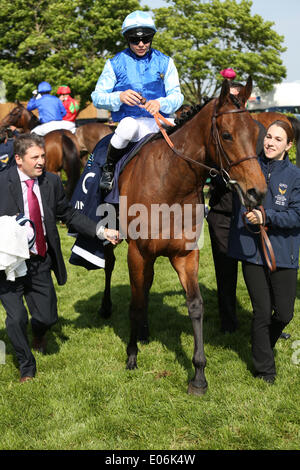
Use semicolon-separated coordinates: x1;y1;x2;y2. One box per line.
25;179;47;257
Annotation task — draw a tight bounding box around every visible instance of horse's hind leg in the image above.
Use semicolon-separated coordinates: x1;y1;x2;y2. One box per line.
99;243;116;318
170;251;208;395
126;242;154;369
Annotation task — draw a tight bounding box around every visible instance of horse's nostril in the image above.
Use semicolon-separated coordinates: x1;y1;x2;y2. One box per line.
247;188;265;207
248;188;258;198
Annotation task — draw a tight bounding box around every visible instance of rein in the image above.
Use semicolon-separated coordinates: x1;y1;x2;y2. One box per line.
242;205;276;272
153;112;217;173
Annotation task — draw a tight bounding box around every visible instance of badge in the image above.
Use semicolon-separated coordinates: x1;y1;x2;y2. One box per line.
275;183;287;206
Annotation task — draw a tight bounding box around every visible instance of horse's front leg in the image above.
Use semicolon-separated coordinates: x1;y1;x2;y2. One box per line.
126;241;154;369
98;243;116;318
171;251;208;395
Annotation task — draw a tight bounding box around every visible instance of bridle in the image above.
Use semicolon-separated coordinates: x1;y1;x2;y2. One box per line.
210;100;258;186
153;97;258;188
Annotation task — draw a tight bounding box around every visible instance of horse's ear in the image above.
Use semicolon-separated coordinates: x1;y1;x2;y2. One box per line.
217;79;230;109
239;76;253;105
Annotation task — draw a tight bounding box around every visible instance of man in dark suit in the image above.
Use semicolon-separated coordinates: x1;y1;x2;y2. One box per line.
0;133;119;383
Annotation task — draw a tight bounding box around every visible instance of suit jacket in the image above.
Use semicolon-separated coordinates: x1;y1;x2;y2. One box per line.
0;165;97;285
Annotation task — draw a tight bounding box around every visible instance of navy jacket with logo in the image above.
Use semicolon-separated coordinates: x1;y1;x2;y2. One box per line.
228;152;300;268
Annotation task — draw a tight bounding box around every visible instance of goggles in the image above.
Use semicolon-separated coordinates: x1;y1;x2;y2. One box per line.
128;35;153;45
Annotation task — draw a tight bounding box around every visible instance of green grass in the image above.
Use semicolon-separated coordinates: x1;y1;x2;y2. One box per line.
0;222;300;450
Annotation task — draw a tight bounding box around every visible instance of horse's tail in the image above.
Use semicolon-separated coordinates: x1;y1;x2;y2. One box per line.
287;116;300;168
62;133;81;199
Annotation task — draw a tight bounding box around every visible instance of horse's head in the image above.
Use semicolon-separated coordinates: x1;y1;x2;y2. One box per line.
210;76;267;208
0;104;21;129
0;102;39;132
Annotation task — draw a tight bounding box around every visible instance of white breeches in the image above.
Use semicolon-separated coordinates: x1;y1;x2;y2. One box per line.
31;120;76;136
111;117;160;149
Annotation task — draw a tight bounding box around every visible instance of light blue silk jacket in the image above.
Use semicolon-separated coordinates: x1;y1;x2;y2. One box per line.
91;48;183;121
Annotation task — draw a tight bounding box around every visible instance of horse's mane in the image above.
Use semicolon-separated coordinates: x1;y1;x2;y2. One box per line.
170;98;213;135
154;93;242;140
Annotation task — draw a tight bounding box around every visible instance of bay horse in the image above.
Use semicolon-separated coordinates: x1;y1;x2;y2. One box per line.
43;129;81;199
101;77;267;395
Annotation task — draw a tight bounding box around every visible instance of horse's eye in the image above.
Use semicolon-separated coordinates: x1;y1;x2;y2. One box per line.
222;132;233;141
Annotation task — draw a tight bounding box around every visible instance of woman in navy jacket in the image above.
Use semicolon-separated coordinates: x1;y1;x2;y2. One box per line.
228;120;300;384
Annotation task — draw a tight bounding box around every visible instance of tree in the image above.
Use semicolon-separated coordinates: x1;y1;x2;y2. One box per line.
151;0;286;103
0;0;141;107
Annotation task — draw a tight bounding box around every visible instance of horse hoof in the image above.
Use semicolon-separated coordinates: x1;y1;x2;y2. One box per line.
187;382;208;396
126;358;138;370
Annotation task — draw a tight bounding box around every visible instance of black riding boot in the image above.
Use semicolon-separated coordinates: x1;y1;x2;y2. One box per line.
100;144;126;191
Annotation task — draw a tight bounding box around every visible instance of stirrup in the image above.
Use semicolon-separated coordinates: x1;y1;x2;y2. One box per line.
100;169;114;191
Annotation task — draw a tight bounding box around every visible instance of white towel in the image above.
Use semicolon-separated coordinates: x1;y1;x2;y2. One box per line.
0;216;30;281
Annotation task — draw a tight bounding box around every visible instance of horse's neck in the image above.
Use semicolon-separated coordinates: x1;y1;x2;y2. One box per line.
167;110;210;169
25;112;39;131
0;115;12;127
152;135;206;201
14;107;36;131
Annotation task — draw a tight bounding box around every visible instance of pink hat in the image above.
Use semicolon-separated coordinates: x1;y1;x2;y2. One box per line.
220;68;236;79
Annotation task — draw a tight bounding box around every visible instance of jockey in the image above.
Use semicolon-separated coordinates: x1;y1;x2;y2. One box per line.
57;85;80;122
91;10;184;191
27;81;75;135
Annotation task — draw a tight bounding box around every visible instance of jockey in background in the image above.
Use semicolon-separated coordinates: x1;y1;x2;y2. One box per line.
57;85;80;122
91;10;184;192
27;81;76;135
